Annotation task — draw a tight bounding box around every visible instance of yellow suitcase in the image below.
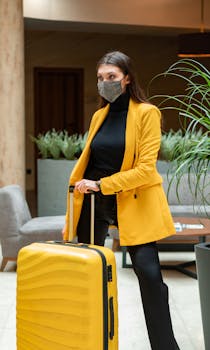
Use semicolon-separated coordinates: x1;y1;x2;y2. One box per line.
16;188;118;350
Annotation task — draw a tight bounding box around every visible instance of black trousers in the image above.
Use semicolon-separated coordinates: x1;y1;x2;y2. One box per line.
77;193;180;350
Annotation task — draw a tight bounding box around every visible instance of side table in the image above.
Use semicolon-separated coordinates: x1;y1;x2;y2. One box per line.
122;216;210;279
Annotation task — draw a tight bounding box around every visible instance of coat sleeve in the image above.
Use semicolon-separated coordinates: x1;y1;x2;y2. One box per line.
100;105;162;195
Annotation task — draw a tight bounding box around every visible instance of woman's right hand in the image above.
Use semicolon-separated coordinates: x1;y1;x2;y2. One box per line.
75;179;100;193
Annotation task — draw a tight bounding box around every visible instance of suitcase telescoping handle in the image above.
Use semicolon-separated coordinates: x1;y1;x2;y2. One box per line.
68;185;95;244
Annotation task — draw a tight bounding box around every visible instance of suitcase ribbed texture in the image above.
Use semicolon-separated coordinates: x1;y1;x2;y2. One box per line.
17;242;118;350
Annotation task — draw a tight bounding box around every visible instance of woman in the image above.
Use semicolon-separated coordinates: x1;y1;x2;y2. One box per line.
63;51;180;350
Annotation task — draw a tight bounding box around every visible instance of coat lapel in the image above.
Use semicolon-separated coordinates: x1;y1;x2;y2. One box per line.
120;99;137;171
87;104;110;147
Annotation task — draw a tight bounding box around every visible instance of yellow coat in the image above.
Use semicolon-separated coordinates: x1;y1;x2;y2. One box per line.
64;99;176;245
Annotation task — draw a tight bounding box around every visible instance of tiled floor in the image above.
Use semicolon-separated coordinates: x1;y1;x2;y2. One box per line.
0;242;205;350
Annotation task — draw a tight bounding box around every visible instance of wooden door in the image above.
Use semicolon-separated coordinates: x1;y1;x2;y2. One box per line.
34;67;84;135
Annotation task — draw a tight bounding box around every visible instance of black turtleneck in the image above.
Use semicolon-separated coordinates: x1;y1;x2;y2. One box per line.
89;91;130;177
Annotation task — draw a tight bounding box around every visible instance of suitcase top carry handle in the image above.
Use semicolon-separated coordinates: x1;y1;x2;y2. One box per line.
68;185;95;245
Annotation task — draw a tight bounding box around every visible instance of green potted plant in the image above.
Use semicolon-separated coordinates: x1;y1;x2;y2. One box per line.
31;130;87;216
31;129;87;160
149;59;209;211
157;128;209;209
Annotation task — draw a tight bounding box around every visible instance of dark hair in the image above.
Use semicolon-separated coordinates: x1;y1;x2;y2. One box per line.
96;51;147;108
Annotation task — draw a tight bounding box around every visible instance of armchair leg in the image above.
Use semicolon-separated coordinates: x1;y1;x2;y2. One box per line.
0;257;17;272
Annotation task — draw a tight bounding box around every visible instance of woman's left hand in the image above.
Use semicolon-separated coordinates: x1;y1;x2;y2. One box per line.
75;179;100;193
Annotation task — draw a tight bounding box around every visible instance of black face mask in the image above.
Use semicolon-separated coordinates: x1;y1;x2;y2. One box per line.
97;80;123;103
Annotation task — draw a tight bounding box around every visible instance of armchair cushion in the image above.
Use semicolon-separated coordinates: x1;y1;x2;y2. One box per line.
19;216;65;240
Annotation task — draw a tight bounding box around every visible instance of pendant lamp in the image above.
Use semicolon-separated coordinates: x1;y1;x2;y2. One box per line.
178;0;210;57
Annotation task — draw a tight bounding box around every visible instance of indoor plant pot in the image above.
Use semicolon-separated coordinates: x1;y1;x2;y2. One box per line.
32;130;87;216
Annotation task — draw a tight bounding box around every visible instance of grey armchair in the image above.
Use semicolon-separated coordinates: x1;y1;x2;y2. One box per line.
0;185;65;271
